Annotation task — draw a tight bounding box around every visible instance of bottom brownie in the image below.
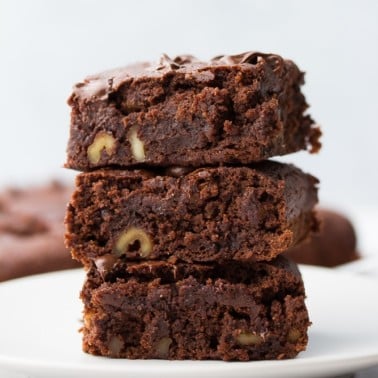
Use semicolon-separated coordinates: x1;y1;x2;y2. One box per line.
81;256;310;361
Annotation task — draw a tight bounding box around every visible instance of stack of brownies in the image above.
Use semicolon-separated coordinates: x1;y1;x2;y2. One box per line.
65;52;321;361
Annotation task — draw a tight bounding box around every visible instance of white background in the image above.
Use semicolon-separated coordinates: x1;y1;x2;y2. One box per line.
1;4;378;376
0;0;377;209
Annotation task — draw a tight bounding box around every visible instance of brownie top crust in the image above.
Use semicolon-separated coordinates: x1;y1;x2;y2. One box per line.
66;51;320;169
71;52;287;102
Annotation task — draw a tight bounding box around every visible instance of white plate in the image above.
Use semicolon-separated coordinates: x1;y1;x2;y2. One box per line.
0;267;377;378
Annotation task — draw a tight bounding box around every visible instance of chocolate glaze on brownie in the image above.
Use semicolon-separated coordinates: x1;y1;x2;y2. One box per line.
66;52;321;170
65;161;318;265
81;256;310;361
0;182;79;281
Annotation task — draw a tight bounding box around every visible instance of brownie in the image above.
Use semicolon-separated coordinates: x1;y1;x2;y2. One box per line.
66;162;318;265
0;182;79;282
65;52;321;171
81;255;310;361
285;208;360;267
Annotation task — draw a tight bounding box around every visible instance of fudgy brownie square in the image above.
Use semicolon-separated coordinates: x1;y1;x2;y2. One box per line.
65;161;318;265
66;52;320;171
81;256;310;361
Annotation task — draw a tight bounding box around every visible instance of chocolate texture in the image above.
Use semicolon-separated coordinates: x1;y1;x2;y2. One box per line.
65;162;318;265
66;52;320;171
81;256;310;361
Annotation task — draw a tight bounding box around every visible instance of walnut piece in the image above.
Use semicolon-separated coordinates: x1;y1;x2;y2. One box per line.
287;328;301;343
156;337;172;357
83;311;94;329
236;331;263;345
115;227;153;258
87;132;116;164
108;335;124;357
127;125;145;162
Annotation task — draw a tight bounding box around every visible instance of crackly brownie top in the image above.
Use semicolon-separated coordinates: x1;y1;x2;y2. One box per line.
71;52;290;102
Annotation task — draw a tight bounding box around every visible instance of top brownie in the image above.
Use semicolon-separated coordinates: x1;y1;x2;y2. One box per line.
66;52;321;170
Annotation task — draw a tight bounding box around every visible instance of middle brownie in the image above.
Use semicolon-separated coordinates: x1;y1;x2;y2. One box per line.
66;161;318;265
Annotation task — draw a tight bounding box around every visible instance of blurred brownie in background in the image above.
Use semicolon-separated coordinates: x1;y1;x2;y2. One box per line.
0;181;79;282
285;208;360;267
